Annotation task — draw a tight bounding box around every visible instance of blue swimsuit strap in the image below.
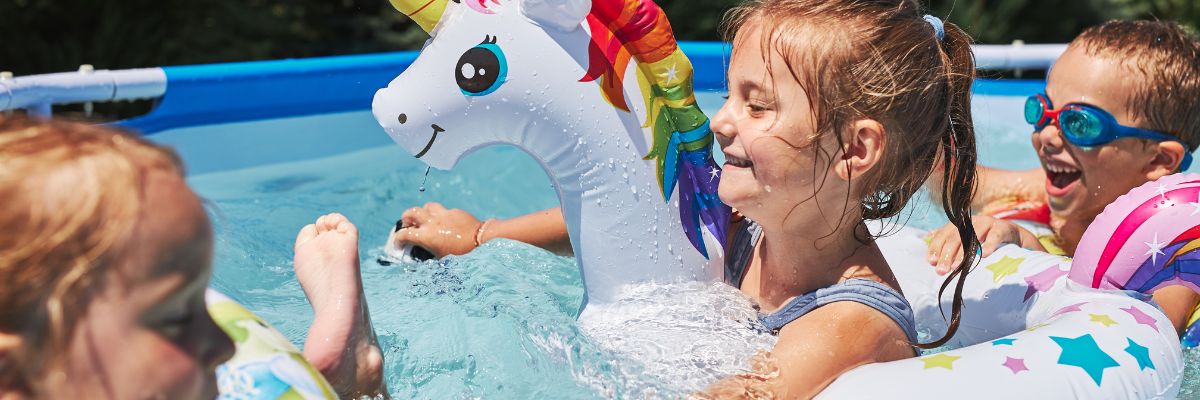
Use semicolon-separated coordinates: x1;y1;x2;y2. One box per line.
758;278;919;343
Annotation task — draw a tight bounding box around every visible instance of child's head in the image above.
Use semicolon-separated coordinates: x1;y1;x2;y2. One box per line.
712;0;978;347
1033;20;1200;253
0;117;234;398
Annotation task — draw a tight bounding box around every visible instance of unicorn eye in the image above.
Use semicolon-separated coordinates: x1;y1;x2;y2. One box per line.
455;36;507;96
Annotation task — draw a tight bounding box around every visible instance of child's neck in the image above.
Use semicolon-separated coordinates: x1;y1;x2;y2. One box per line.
750;220;892;312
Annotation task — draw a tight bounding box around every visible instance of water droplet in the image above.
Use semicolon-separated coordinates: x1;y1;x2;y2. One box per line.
418;166;431;192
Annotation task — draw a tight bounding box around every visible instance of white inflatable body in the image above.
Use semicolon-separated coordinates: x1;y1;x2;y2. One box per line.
373;0;727;305
816;226;1184;399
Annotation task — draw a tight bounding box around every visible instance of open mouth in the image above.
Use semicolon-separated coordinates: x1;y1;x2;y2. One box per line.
414;124;445;158
1044;162;1081;194
724;153;753;169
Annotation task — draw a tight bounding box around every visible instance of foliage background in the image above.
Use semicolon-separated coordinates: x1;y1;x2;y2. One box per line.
3;0;1196;77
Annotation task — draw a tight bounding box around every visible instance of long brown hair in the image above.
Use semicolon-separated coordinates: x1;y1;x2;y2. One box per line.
721;0;979;348
0;116;184;393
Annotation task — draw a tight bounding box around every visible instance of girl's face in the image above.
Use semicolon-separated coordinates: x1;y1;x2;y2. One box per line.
38;170;234;399
711;24;846;228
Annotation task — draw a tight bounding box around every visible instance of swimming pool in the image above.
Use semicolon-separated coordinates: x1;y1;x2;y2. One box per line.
9;42;1198;397
149;87;1200;398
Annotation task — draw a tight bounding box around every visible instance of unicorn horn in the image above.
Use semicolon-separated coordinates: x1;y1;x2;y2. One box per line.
389;0;451;33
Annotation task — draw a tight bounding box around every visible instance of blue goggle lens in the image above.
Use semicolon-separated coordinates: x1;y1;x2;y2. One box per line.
1024;96;1043;126
1059;108;1104;144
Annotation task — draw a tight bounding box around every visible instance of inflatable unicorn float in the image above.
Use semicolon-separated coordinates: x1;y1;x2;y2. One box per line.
373;0;729;306
370;0;1196;397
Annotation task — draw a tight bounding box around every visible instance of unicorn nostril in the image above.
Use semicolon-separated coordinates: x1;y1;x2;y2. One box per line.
398;114;408;124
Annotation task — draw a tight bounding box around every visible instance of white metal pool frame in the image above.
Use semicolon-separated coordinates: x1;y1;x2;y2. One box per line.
0;43;1066;117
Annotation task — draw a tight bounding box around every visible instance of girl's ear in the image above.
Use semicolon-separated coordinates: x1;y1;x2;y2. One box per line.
834;119;885;181
1147;141;1189;179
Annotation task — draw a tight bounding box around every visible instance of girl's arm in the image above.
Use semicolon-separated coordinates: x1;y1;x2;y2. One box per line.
481;207;573;256
399;205;746;259
396;204;572;257
702;301;913;398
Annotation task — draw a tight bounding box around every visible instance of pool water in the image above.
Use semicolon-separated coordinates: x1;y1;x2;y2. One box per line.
158;91;1198;397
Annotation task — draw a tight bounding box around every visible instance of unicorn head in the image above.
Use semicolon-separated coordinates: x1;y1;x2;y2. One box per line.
372;0;729;304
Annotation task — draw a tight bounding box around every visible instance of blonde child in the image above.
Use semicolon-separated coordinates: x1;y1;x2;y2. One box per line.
0;117;384;398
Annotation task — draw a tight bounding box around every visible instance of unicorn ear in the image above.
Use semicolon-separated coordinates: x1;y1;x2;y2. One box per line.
390;0;451;34
521;0;591;32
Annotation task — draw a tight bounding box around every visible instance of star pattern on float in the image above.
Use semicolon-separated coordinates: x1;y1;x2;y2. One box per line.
1089;313;1118;327
662;63;679;84
991;338;1017;346
1123;338;1154;371
1120;306;1160;332
921;353;961;370
1002;357;1029;374
1051;302;1087;318
1144;232;1167;265
1024;266;1068;301
1051;334;1119;386
986;255;1024;283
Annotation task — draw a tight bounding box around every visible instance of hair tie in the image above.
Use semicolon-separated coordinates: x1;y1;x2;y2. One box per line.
923;15;945;41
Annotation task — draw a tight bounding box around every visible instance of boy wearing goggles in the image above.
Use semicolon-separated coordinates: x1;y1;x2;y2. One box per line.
926;20;1200;335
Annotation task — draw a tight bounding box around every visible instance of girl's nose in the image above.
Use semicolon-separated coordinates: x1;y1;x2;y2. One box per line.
710;98;737;145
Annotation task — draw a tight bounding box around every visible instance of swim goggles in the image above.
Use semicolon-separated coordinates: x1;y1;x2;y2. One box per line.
1024;93;1193;170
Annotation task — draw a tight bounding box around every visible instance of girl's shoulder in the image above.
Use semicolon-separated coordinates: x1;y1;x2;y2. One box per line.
764;298;915;397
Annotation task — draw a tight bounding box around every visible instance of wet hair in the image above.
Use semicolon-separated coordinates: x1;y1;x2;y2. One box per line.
0;116;184;393
1071;20;1200;153
721;0;979;348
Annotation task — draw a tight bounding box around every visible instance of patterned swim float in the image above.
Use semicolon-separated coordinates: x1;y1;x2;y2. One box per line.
821;175;1199;399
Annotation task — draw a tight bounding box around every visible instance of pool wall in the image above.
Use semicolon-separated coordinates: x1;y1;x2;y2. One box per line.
2;42;1056;174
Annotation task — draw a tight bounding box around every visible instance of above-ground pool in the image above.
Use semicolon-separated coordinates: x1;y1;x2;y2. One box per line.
146;86;1200;398
8;42;1197;397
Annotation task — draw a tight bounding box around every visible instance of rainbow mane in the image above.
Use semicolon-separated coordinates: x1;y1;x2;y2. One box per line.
581;0;728;258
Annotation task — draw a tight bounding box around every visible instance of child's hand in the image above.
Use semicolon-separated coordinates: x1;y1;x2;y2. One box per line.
393;202;484;258
925;215;1043;275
